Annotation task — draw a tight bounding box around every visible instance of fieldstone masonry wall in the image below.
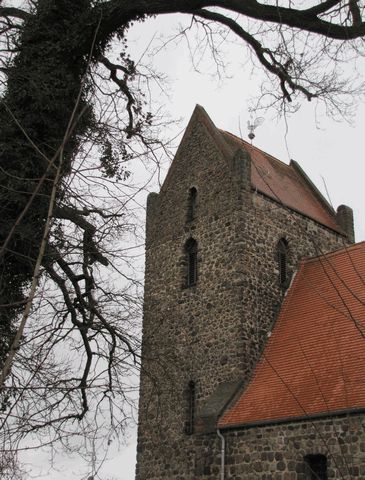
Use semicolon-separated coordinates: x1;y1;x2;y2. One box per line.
222;413;365;479
135;108;352;480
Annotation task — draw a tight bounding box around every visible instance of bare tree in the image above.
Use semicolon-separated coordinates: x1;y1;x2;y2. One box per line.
1;0;365;470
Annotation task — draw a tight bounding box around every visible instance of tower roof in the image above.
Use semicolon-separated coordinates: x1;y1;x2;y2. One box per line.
220;130;342;233
219;241;365;429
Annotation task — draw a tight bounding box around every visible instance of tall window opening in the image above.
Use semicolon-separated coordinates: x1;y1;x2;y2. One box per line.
184;380;195;435
277;238;289;287
185;238;198;287
304;454;327;480
187;187;197;222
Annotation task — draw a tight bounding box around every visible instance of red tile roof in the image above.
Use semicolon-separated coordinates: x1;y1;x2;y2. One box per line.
219;242;365;428
220;131;342;233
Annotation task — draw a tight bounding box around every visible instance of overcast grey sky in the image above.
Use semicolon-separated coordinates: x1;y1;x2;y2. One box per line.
21;12;365;480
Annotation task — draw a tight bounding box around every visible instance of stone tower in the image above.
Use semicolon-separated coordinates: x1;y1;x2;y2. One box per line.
135;106;353;480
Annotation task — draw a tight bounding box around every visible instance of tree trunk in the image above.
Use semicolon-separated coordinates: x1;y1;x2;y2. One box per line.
0;0;98;363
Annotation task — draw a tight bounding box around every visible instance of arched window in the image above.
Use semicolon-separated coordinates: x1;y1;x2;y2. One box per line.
185;238;198;287
184;380;195;435
277;238;288;287
304;454;327;480
187;187;197;222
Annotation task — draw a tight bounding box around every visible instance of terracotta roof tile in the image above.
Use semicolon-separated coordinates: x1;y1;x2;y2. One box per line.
219;242;365;428
220;131;342;233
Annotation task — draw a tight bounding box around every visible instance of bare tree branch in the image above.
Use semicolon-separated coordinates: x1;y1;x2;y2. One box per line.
191;9;314;101
306;0;343;16
0;7;30;21
98;54;136;138
95;0;365;41
349;0;362;25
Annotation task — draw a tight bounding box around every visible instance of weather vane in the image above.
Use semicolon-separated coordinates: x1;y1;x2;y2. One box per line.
247;116;264;142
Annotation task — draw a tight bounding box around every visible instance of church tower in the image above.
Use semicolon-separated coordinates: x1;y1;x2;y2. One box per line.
135;106;353;480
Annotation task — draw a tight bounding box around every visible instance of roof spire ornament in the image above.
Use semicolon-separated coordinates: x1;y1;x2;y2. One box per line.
247;116;264;143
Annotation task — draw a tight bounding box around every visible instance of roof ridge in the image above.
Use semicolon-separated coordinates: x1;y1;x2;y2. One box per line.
220;129;343;234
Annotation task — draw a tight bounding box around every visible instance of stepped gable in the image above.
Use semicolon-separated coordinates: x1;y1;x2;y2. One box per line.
219;241;365;429
220;130;342;233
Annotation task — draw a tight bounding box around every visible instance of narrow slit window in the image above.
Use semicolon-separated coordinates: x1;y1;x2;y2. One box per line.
277;238;288;287
187;187;197;222
185;238;198;287
185;380;195;435
304;454;327;480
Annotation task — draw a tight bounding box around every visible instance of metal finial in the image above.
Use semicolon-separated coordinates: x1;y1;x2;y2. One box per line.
247;117;264;142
